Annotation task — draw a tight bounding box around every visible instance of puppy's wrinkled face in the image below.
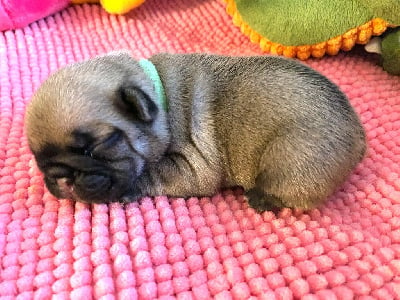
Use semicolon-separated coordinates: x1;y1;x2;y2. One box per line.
33;124;141;203
25;53;169;203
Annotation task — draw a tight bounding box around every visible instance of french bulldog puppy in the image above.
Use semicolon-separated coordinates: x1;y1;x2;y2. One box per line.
25;52;366;210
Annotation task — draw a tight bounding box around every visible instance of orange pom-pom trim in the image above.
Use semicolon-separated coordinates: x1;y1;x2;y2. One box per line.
224;0;394;60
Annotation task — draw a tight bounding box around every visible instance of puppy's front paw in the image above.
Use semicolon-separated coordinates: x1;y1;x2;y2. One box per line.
119;191;143;204
245;188;284;213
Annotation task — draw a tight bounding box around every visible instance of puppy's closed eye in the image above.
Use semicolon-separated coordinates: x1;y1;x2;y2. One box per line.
70;128;122;157
70;131;95;156
69;146;92;157
96;129;123;150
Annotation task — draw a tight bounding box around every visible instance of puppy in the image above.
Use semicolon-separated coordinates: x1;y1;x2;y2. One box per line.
25;52;366;210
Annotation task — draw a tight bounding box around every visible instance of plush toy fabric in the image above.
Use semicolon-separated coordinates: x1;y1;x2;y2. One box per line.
224;0;400;60
0;0;145;31
0;0;69;31
381;29;400;75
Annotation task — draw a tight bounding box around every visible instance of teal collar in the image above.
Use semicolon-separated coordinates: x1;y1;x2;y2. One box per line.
138;59;168;112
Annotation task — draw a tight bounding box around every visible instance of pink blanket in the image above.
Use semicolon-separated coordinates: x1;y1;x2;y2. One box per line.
1;0;400;299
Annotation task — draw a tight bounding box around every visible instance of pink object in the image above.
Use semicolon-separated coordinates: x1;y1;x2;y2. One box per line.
1;0;400;298
0;0;69;31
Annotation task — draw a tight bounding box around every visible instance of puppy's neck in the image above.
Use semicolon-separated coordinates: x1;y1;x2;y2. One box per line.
138;59;168;112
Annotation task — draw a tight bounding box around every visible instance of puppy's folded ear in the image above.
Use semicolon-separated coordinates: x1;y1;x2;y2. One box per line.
118;85;158;122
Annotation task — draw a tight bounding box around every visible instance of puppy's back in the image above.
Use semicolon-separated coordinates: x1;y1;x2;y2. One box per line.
152;53;366;209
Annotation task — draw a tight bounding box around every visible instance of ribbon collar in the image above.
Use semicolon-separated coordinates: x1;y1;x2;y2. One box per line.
138;59;168;111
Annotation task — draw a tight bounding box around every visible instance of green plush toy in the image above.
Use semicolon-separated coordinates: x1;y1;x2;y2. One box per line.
223;0;400;74
365;28;400;75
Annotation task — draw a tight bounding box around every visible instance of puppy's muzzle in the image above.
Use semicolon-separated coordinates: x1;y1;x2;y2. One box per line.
74;173;112;194
55;172;112;201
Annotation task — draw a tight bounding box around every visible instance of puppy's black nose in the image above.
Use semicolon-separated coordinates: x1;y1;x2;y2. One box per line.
75;173;111;195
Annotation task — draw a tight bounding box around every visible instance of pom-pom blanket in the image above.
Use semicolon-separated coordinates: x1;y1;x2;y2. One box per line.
0;0;399;298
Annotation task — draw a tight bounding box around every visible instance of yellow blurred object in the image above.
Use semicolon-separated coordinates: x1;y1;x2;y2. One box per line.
100;0;145;14
71;0;145;14
71;0;99;4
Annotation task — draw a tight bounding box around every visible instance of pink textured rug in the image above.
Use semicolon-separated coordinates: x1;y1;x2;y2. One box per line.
1;0;400;299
